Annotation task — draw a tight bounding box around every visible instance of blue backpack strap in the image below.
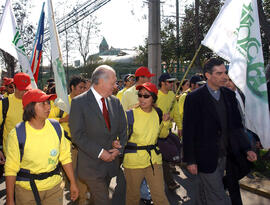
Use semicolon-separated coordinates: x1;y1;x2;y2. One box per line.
126;110;134;139
48;119;62;141
0;97;9;147
16;122;26;162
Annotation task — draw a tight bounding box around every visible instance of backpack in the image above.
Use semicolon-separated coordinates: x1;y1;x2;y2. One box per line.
0;97;9;147
126;107;182;163
15;119;62;205
0;97;9;178
16;119;62;162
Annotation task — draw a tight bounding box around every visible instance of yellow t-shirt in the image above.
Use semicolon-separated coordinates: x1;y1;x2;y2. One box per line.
5;119;71;191
178;89;191;130
116;87;127;102
49;95;72;137
123;107;169;169
156;90;181;129
0;94;24;153
121;86;139;111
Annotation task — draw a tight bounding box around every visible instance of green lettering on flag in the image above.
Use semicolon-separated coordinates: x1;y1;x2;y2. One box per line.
235;3;267;101
56;58;67;93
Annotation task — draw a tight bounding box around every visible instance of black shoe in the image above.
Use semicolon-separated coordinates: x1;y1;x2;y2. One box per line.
141;198;153;205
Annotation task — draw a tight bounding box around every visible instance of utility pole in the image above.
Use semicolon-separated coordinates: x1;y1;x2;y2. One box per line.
176;0;180;77
65;24;70;84
148;0;161;85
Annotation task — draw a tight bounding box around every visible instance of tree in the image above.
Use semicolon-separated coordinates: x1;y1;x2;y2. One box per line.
160;18;177;72
180;0;224;66
74;16;101;66
135;39;148;66
0;0;34;77
136;18;179;72
258;0;270;64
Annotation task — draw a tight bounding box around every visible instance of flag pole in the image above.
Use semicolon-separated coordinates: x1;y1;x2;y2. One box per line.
176;44;202;95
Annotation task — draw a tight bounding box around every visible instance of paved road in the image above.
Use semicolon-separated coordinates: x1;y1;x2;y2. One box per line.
1;167;270;205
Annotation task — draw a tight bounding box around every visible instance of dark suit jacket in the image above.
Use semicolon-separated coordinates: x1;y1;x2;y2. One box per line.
69;89;127;179
182;85;251;173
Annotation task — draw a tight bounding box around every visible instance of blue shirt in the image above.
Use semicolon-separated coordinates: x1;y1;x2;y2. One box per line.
206;83;220;101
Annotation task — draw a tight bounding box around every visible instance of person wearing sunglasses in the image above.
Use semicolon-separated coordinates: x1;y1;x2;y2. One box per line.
156;73;181;191
3;78;14;97
123;82;170;205
121;67;155;111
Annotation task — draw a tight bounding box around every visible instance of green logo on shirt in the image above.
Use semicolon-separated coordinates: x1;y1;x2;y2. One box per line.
50;149;58;157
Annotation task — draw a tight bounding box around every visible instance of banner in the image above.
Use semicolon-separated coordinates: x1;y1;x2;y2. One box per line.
30;2;45;83
202;0;270;148
0;0;36;88
47;0;69;113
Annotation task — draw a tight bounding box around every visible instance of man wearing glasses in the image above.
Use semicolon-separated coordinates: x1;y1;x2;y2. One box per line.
3;77;14;97
156;73;182;191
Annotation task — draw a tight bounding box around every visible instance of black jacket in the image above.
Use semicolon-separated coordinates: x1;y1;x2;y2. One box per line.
182;85;251;173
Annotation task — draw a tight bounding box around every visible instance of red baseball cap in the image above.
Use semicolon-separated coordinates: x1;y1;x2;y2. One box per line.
22;89;57;108
136;82;158;95
14;73;32;91
3;78;13;86
135;67;155;78
0;86;6;91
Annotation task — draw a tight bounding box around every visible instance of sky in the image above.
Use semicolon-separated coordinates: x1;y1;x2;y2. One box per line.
0;0;194;64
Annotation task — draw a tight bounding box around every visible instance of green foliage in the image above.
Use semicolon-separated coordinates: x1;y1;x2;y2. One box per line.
135;39;148;66
180;0;224;63
160;18;177;72
253;149;270;178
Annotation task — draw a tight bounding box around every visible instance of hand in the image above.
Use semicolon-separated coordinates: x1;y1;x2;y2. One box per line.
112;140;122;149
109;149;120;159
0;151;5;165
247;150;257;162
162;113;170;121
59;114;69;123
70;182;79;201
178;129;182;138
100;150;114;162
187;164;198;175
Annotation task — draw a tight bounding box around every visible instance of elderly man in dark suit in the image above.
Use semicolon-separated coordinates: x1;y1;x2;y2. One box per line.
69;65;127;205
182;58;257;205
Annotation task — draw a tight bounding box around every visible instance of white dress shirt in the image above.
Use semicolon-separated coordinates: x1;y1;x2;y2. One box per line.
90;86;108;158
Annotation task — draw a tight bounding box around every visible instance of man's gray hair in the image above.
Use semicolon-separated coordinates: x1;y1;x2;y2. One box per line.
91;65;115;85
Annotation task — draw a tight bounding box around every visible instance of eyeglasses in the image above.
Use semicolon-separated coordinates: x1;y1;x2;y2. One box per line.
138;93;151;99
166;81;174;84
8;85;14;89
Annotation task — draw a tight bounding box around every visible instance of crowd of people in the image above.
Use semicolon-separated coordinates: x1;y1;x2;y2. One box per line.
0;57;264;205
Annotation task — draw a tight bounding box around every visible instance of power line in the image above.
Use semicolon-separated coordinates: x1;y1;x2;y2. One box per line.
43;0;111;42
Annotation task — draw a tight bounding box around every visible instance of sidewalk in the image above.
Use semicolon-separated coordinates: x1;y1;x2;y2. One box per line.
240;176;270;199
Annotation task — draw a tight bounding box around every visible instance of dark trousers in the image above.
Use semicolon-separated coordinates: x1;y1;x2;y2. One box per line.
80;175;112;205
224;158;243;205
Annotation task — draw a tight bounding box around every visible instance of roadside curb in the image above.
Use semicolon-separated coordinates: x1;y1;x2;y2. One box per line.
240;177;270;199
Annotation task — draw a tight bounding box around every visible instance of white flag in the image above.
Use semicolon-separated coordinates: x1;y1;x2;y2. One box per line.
202;0;270;148
47;0;69;113
0;0;37;89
